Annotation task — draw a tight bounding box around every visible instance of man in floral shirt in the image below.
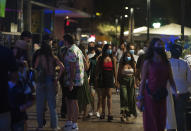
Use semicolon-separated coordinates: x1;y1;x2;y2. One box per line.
63;34;84;130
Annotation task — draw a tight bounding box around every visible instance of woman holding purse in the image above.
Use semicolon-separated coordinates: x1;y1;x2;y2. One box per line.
137;38;178;131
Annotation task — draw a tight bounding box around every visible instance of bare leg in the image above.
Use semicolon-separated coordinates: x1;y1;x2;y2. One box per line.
90;87;96;113
83;105;87;118
72;100;79;123
67;99;73;121
107;88;112;115
96;89;102;113
101;89;107;115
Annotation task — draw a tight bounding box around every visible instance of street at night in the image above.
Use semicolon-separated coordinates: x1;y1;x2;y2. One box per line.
27;91;143;131
0;0;191;131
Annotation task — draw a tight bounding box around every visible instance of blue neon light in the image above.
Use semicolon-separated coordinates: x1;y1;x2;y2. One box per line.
44;28;51;34
44;10;53;14
55;10;72;14
44;9;72;14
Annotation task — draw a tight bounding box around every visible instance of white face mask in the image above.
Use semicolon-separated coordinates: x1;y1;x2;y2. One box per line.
125;57;131;61
129;50;135;55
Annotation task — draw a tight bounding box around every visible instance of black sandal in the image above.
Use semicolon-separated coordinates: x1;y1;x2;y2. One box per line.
100;113;105;119
108;115;113;122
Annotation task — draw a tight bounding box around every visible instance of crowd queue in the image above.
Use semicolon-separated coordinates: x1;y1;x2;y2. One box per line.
0;31;191;131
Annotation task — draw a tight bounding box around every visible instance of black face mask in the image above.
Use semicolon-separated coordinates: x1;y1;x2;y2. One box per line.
96;49;102;56
153;47;165;55
88;47;95;52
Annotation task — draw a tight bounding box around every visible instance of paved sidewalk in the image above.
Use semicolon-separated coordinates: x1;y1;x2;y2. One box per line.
27;89;143;131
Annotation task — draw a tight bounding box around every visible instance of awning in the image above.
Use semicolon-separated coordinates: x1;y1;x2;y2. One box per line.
124;23;191;36
54;5;91;18
31;1;91;18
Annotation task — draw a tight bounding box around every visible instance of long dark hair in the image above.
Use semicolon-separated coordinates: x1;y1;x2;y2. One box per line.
39;43;55;71
121;51;136;69
101;44;113;64
39;43;53;57
145;38;169;64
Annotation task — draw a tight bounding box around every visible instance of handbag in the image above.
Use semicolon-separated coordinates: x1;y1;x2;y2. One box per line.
146;81;168;102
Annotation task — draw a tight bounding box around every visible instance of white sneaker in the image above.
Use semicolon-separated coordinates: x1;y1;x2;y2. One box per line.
88;112;93;117
95;112;100;118
72;123;79;130
64;121;73;128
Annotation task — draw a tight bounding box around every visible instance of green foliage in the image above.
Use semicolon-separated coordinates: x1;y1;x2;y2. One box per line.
179;36;191;57
97;23;120;46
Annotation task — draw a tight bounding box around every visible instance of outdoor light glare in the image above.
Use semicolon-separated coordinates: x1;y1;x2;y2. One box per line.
153;22;161;28
130;8;134;13
125;15;128;18
104;41;107;44
115;18;118;24
96;12;101;16
66;16;69;19
125;6;128;10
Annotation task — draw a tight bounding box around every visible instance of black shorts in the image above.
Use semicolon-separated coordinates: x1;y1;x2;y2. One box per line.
66;86;81;100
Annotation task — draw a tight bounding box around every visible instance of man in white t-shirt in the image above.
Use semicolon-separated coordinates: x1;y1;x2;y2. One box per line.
170;44;191;131
116;43;126;63
116;43;126;72
184;54;191;68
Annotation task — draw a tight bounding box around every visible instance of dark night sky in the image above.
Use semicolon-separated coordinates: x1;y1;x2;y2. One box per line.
94;0;191;27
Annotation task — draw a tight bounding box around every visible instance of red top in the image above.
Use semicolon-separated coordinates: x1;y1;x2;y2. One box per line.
103;61;113;71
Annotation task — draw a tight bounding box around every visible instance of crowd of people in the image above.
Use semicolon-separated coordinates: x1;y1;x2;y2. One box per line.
0;31;191;131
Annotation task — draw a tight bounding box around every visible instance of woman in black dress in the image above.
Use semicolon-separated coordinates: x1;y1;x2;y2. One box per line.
95;44;118;122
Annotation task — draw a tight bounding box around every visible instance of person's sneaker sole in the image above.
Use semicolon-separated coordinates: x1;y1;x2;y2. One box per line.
72;127;79;130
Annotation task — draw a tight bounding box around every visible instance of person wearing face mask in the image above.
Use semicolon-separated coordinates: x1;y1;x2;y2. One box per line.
118;51;137;122
137;38;178;131
116;43;126;71
87;42;96;59
87;42;100;118
129;44;138;62
95;44;118;122
169;44;191;131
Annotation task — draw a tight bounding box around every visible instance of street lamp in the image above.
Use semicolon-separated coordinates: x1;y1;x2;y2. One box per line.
130;8;134;43
115;18;118;39
152;22;161;28
147;0;150;41
125;6;128;10
181;0;185;40
124;15;128;18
